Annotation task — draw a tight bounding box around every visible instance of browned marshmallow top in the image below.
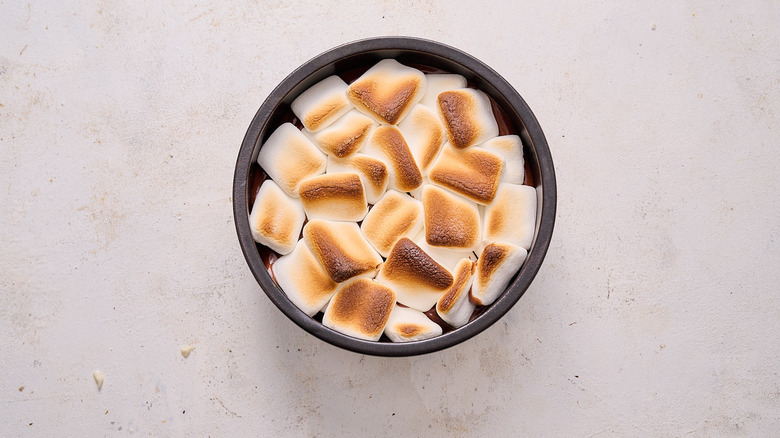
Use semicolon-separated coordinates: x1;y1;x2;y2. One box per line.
437;88;498;149
324;278;396;341
306;110;375;158
381;238;453;290
303;220;382;283
476;243;510;282
422;185;481;250
360;190;423;257
428;145;504;205
397;104;447;173
365;125;423;192
298;172;367;221
346;59;426;125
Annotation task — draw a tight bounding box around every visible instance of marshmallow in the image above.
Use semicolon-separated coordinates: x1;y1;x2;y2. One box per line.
304;110;376;158
478;135;525;185
414;235;477;274
322;278;396;341
384;305;443;342
327;153;389;204
422;185;481;252
346;59;426;125
408;176;430;201
362;125;423;192
483;183;537;250
360;190;424;257
271;240;339;316
437;88;499;149
257;123;327;197
375;237;453;312
291;75;353;132
298;172;368;222
436;258;477;328
248;179;306;255
470;242;528;306
418;73;468;109
428;143;504;205
303;219;383;283
397;104;447;175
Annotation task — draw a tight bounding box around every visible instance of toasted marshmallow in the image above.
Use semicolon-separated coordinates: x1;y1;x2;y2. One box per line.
298;172;368;221
248;179;305;255
272;240;339;316
428;144;504;205
346;59;426;125
478;135;525;185
304;110;376;158
375;238;453;312
322;278;396;341
397;104;447;175
408;176;430;200
418;73;468;109
362;125;423;192
436;258;477;328
483;183;537;250
257;123;327;197
471;242;528;306
414;236;477;274
422;185;481;252
360;190;424;257
303;219;382;283
327;154;389;204
437;88;499;149
384;305;443;342
291;75;353;132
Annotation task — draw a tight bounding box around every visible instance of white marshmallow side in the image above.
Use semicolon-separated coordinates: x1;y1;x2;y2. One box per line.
257;123;327;197
436;258;476;328
471;243;528;306
272;240;339;316
384;305;443;342
397;104;447;176
418;73;468;109
291;75;353;132
248;179;306;255
483;183;537;250
360;190;424;258
478;135;525;185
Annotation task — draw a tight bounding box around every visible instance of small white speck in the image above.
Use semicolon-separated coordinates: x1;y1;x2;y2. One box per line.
93;371;104;390
651;23;657;30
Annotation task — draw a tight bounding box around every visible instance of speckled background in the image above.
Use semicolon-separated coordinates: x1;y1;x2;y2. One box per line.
2;1;778;436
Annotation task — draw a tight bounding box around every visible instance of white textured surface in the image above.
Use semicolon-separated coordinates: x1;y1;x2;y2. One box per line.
1;1;779;436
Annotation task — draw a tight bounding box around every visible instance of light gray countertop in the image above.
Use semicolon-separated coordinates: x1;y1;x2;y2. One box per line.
2;1;778;436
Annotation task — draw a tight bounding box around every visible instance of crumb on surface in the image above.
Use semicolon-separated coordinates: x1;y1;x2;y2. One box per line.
181;345;195;358
93;371;104;390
